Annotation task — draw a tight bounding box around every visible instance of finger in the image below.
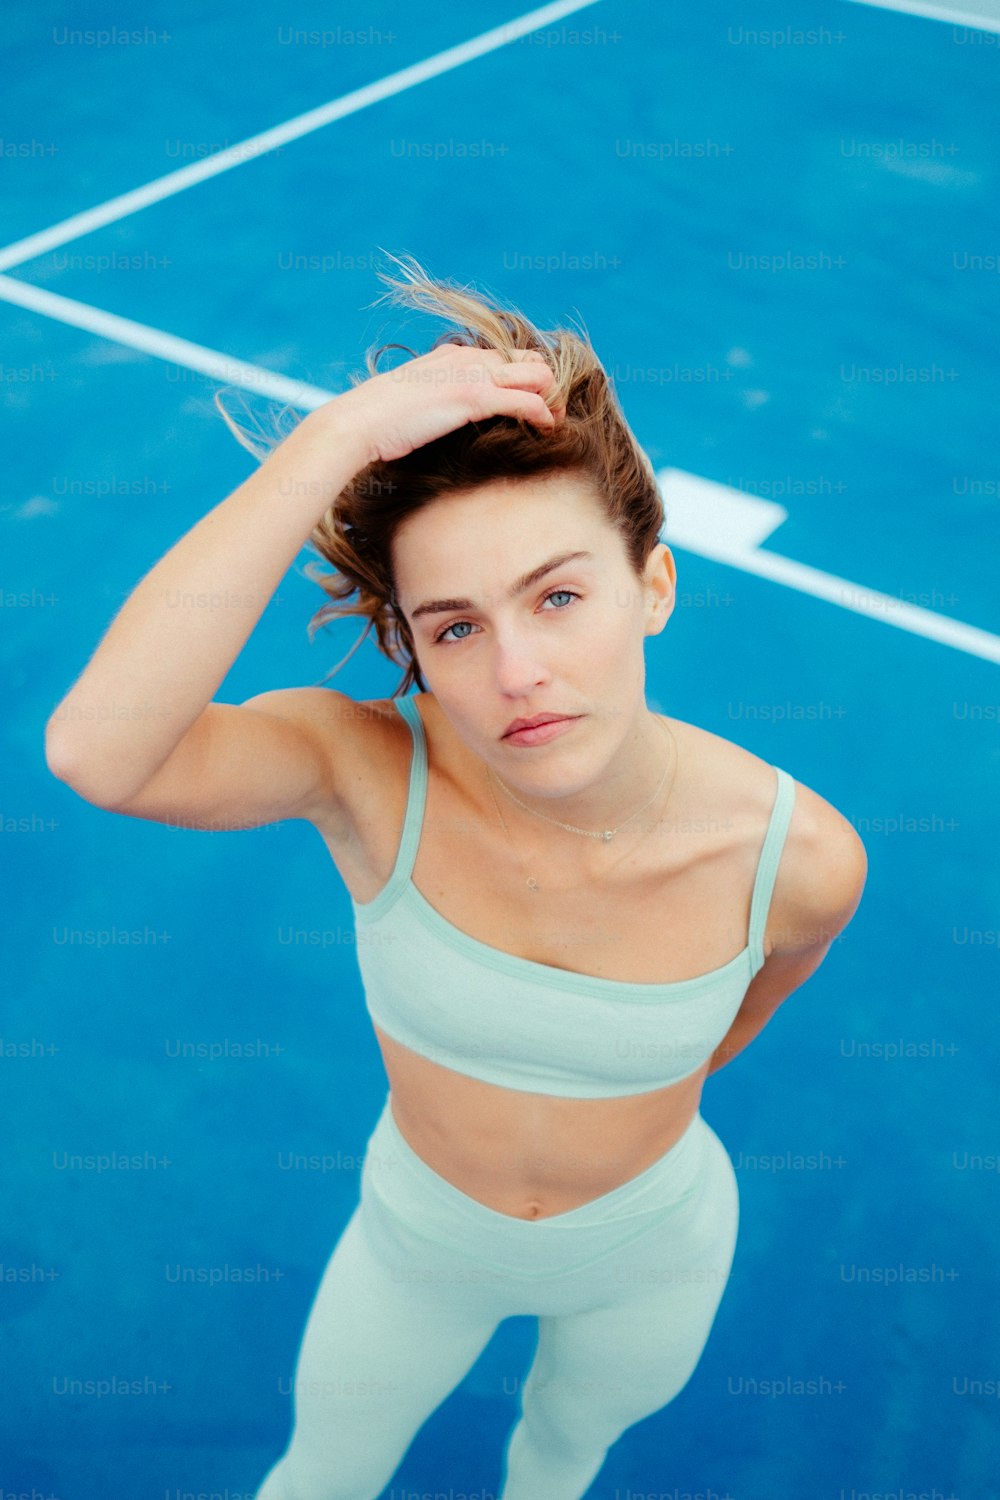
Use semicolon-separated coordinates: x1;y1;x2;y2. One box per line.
493;365;567;425
486;389;557;429
490;363;555;393
466;347;549;365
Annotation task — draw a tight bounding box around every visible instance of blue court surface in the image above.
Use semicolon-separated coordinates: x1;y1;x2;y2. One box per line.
4;0;1000;1495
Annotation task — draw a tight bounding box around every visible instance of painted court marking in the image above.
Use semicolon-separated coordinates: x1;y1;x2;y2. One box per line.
0;275;336;408
2;275;993;664
657;469;1000;666
842;0;1000;32
2;1;995;666
0;0;602;273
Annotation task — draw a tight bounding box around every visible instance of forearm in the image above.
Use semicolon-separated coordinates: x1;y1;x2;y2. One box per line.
705;944;829;1077
45;407;365;799
705;1000;786;1076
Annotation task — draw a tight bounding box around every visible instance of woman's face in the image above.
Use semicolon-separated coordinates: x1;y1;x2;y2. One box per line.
391;472;676;793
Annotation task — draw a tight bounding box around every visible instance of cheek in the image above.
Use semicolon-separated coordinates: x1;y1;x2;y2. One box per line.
577;596;637;658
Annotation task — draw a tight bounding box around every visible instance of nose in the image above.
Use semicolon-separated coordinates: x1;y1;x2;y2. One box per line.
490;624;551;699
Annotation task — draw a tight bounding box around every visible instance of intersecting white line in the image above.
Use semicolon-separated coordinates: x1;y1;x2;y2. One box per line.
0;0;602;272
2;271;994;666
3;0;995;666
657;469;1000;666
840;0;1000;30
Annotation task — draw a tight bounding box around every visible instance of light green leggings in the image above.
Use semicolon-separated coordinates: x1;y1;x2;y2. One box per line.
254;1093;739;1500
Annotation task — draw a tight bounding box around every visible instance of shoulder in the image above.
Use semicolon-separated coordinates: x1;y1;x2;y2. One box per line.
242;685;404;753
318;689;414;762
258;687;408;838
777;776;867;951
751;757;867;956
672;717;868;957
298;687;454;794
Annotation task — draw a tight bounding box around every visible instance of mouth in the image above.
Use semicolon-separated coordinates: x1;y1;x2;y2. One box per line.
501;715;582;746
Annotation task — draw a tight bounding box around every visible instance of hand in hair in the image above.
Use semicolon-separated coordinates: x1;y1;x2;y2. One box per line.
322;343;564;466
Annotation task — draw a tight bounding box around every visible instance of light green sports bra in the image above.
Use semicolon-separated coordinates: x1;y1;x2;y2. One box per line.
351;694;796;1098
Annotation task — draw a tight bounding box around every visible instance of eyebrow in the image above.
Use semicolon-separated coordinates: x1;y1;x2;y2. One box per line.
409;550;596;622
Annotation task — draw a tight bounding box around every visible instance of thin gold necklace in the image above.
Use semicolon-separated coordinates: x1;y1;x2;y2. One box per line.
485;716;679;893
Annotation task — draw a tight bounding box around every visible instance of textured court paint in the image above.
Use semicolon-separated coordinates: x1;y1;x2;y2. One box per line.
3;267;995;660
0;273;337;407
658;469;1000;663
0;0;603;272
845;0;1000;31
5;0;998;1495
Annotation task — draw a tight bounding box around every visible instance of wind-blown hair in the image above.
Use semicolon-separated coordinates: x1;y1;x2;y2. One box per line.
214;251;664;696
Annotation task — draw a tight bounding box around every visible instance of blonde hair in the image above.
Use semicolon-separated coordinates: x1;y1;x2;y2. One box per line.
215;251;664;696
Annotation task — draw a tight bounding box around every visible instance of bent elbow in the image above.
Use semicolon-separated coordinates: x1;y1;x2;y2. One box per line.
44;726;123;809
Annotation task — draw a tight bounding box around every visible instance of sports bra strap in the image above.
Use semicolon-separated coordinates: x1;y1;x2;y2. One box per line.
392;697;794;979
748;766;796;976
389;694;429;892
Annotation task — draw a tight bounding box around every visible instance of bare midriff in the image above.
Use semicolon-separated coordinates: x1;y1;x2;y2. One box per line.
374;1021;712;1220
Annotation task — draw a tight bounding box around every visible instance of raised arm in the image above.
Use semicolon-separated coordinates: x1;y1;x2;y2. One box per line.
44;344;563;833
44;407;372;822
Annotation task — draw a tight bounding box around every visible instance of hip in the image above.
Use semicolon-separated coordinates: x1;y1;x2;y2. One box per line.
359;1091;739;1282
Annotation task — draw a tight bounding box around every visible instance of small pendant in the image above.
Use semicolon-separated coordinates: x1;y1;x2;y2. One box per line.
603;830;614;841
527;877;539;892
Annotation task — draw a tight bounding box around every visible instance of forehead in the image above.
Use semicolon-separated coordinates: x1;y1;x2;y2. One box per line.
392;473;610;579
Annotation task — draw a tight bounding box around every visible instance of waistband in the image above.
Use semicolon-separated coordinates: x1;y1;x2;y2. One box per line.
360;1093;715;1279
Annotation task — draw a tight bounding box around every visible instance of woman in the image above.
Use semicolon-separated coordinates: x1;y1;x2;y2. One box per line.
45;254;867;1500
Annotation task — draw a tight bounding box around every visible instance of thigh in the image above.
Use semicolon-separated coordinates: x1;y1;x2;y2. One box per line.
295;1202;504;1403
523;1129;740;1440
263;1203;505;1499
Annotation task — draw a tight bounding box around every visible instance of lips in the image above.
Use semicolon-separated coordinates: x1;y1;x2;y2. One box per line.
503;713;573;737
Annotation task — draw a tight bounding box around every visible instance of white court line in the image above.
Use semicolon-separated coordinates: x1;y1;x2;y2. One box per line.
841;0;1000;31
0;0;602;273
0;275;337;407
657;468;1000;666
718;543;1000;664
2;269;995;667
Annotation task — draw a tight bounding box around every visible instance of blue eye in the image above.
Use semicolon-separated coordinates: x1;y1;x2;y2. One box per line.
432;588;580;645
435;620;475;645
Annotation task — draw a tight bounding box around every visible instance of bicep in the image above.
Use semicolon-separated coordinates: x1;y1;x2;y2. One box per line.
100;687;355;832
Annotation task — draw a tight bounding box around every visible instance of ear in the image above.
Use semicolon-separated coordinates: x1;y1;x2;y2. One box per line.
643;543;676;637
